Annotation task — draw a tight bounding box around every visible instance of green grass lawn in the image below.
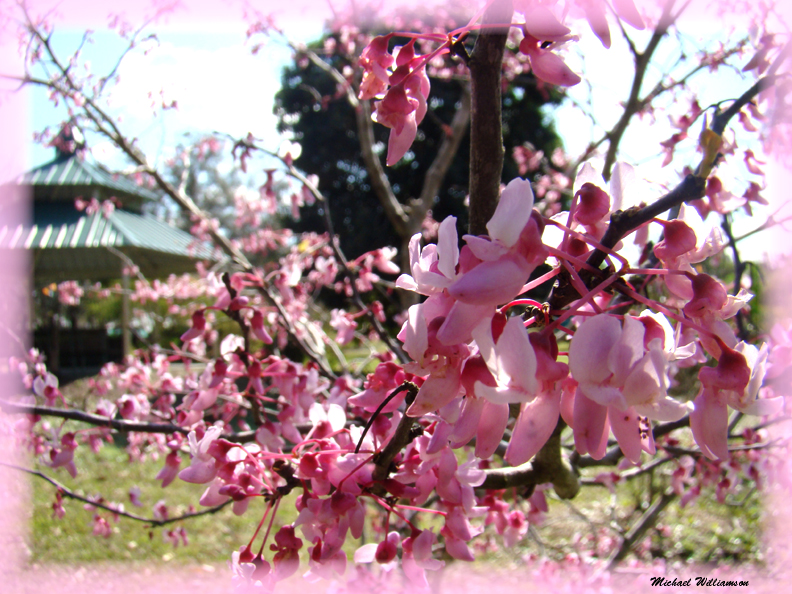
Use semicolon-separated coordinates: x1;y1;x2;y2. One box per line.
26;438;765;568
27;443;296;565
24;367;766;569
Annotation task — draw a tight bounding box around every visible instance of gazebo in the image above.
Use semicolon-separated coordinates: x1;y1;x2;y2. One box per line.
1;126;216;377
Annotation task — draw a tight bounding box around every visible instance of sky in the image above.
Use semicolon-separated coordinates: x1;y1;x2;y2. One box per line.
4;0;330;172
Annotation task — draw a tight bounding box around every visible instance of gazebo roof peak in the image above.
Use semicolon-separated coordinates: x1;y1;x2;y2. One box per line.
51;123;86;160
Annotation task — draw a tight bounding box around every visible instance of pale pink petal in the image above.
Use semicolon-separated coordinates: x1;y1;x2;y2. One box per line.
573;162;606;195
402;556;430;588
690;388;729;460
486;178;535;248
609;162;637;212
505;393;560;465
448;256;530;306
569;314;622;384
523;7;572;41
445;536;475;561
529;50;581;87
326;403;347;432
191;388;219;411
462;235;508;261
427;419;455;454
607;315;645;385
475;382;534;405
622;352;664;407
496;316;538;393
633;397;688;422
180;459;218;484
450;396;485;448
400;304;428;363
608;405;643;464
406;367;462;417
437;216;459;279
573;389;609;459
583;1;611;48
354;543;378;563
739;396;784;416
395;274;419;291
437;302;493;346
580;384;627;409
199;479;229;506
613;0;645;29
475;401;509;459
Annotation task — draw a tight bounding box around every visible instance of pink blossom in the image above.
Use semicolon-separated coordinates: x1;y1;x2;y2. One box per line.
181;310;207;342
402;529;444;588
472;315;538;405
691;342;782;460
330;309;358;346
155;450;182;488
358;35;394;100
396;216;459;295
569;315;686;462
178;424;223;484
33;372;62;406
250;309;273;344
270;525;303;580
519;34;581;87
45;432;78;478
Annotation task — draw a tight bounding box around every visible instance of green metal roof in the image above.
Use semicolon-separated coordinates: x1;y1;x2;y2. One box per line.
1;207;217;282
3;145;221;282
20;152;159;211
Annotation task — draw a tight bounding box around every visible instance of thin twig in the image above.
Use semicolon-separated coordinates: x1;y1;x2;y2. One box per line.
0;461;231;527
0;399;188;435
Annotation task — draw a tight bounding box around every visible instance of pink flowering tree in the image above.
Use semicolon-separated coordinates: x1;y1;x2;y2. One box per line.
2;0;792;589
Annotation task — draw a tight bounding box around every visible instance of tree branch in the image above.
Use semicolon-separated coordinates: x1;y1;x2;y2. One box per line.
601;0;677;181
0;399;188;435
480;419;579;499
467;0;512;235
371;383;419;482
1;461;230;527
607;489;676;569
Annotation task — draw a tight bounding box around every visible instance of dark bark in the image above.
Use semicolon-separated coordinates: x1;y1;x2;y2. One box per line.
467;0;513;235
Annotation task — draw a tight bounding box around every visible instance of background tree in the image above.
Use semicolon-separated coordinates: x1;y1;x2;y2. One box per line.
275;19;564;261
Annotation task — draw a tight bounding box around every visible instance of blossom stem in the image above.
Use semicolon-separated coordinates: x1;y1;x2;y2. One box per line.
368;494;419;529
355;383;414;454
257;497;281;556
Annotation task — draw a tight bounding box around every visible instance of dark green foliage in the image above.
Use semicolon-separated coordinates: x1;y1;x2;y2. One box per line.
274;27;564;259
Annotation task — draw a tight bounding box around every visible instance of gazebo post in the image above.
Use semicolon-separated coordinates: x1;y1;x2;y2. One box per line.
121;266;132;359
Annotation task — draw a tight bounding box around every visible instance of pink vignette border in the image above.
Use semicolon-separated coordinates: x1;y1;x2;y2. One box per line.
1;0;791;592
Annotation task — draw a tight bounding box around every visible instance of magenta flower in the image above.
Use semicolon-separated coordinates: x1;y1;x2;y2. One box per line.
569;314;687;462
181;310;206;342
250;309;273;344
691;342;782;459
155;450;182;488
178;424;223;484
33;372;62;406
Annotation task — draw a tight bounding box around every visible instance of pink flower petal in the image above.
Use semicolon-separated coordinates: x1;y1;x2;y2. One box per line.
608;405;643;464
448;256;530;306
529;50;581;87
523;7;571;41
505;393;560;465
486;178;535;248
573;390;609;459
475;401;509;459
